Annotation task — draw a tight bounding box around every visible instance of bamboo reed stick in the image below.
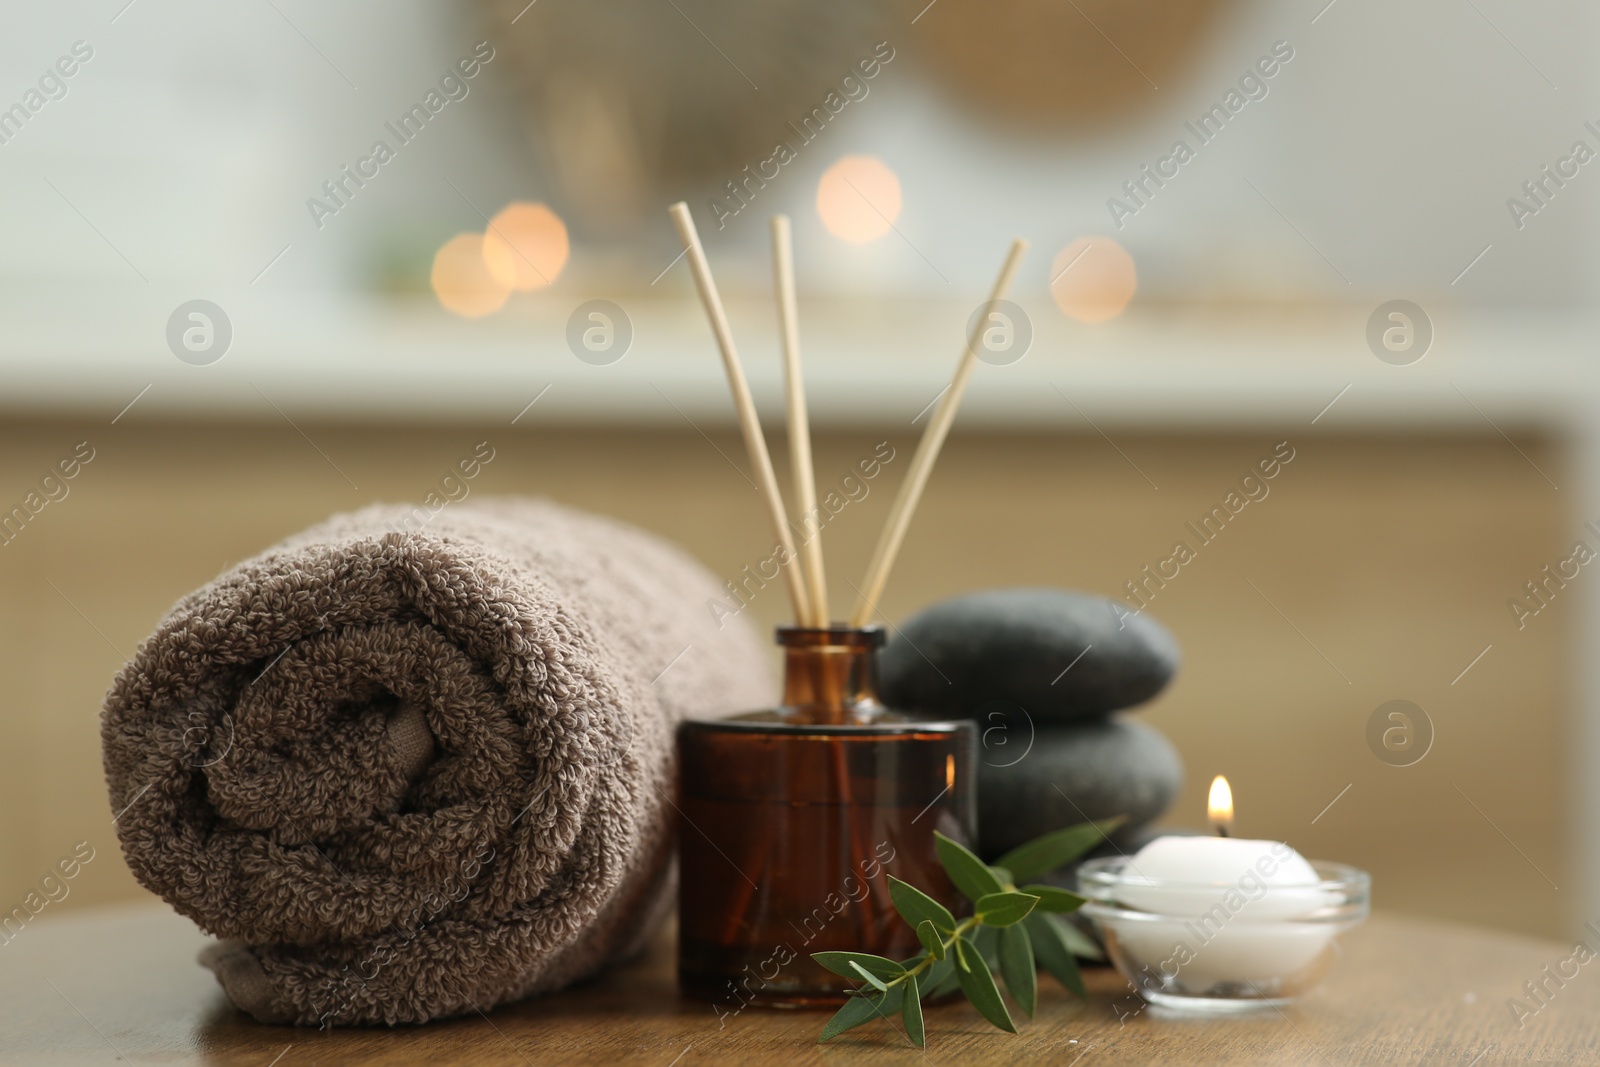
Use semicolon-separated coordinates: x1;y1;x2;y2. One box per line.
770;215;829;629
668;202;812;625
848;238;1030;627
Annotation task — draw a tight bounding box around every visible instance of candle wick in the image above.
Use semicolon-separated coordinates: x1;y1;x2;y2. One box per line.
1215;825;1230;838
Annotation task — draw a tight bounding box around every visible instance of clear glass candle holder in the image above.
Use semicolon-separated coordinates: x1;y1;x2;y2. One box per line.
1078;856;1370;1012
676;626;978;1008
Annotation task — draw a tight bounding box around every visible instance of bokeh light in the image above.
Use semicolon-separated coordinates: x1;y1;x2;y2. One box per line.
1049;236;1137;324
431;233;512;318
816;155;902;244
482;201;570;291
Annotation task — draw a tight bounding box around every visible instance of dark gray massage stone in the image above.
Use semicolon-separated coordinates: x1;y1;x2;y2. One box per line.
881;588;1180;721
975;717;1184;859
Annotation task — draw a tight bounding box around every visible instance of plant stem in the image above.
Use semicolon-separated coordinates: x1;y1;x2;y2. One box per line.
879;917;982;994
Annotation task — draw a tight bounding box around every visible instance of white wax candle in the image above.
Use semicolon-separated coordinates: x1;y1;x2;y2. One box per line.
1107;835;1337;992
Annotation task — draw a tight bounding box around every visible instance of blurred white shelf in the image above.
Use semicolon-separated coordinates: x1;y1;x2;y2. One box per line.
0;286;1593;433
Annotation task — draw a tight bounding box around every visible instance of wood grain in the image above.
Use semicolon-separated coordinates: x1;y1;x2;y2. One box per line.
1;905;1594;1064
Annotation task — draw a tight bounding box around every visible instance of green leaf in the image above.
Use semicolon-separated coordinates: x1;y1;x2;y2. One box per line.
922;954;957;998
993;817;1126;882
974;890;1040;928
819;986;903;1042
1025;912;1086;998
889;875;957;934
850;962;888;992
1053;915;1104;961
811;952;907;982
934;831;1004;901
1020;883;1088;913
998;923;1037;1018
988;865;1014;889
915;919;946;961
971;924;1001;983
954;937;1017;1033
902;972;926;1049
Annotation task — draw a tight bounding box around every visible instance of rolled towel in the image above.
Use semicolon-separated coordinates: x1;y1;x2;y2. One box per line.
101;498;772;1026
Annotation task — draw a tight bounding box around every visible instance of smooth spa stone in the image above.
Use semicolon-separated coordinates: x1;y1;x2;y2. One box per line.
880;588;1180;722
976;717;1184;859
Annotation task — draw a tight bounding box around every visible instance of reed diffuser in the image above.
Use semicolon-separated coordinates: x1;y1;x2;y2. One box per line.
668;202;1026;1007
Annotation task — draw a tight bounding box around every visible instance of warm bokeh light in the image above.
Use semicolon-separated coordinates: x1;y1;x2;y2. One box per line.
1049;236;1137;324
816;155;902;244
431;233;512;318
482;201;570;291
1208;775;1234;832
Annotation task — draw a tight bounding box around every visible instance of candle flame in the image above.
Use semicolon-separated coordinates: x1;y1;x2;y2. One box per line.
945;754;955;791
1208;775;1234;834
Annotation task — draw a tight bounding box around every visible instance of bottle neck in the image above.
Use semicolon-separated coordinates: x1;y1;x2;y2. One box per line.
775;626;886;726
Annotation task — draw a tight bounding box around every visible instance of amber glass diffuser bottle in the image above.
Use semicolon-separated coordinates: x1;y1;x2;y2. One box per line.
677;625;977;1007
666;206;1019;1010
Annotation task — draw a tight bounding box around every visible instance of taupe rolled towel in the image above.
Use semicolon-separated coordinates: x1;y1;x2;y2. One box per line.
101;498;772;1026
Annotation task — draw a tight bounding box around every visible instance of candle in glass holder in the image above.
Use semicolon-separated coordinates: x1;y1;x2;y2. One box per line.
1079;776;1368;1009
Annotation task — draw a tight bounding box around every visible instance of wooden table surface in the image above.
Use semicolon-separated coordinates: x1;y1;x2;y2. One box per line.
1;904;1594;1065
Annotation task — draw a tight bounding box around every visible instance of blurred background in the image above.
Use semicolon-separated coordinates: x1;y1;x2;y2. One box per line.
2;0;1596;941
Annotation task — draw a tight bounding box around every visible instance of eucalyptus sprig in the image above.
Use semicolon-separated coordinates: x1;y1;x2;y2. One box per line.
812;817;1123;1048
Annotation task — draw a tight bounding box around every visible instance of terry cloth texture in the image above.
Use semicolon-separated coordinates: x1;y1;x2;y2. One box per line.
101;498;772;1026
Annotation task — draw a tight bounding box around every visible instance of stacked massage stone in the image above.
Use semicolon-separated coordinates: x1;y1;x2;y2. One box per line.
881;587;1182;865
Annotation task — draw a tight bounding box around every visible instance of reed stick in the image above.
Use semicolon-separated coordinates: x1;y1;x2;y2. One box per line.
668;202;812;625
848;238;1030;627
770;215;829;629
